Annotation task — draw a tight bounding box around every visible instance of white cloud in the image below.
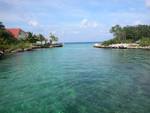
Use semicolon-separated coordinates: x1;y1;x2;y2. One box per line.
28;20;38;27
72;31;80;34
145;0;150;7
108;11;150;26
80;18;99;28
133;20;143;25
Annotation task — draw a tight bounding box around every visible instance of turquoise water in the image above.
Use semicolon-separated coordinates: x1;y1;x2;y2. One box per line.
0;43;150;113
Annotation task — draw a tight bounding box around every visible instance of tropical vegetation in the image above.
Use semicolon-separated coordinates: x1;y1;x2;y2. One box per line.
102;24;150;46
49;33;58;43
0;22;59;54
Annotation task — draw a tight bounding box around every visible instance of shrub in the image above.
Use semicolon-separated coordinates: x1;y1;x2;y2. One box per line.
139;37;150;46
102;38;121;46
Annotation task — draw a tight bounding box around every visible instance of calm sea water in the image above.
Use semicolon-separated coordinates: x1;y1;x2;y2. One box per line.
0;43;150;113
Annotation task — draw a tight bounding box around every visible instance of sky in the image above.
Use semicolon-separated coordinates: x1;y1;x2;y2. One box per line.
0;0;150;42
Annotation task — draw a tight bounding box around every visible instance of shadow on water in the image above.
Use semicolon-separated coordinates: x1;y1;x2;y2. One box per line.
0;53;16;60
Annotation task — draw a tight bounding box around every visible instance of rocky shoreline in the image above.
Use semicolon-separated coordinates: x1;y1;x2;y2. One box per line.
0;43;63;58
93;43;150;49
0;46;38;58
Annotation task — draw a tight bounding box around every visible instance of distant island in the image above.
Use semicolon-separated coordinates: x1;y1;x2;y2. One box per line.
0;22;63;57
94;24;150;49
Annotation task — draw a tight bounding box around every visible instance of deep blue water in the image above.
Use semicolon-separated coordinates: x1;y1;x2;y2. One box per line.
0;43;150;113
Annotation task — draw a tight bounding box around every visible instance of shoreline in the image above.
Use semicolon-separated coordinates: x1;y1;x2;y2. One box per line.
0;46;40;58
93;43;150;49
0;43;63;58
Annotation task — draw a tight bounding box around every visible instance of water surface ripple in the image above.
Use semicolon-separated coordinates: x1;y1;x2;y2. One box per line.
0;43;150;113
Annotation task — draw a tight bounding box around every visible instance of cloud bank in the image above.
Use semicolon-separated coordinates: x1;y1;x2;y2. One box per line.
145;0;150;7
0;0;150;42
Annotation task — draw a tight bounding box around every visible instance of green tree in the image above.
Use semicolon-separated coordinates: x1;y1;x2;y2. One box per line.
27;32;33;39
26;32;35;43
0;22;18;52
110;25;126;42
38;34;45;45
26;33;38;44
0;28;16;44
102;24;150;46
0;22;5;29
139;37;150;46
49;33;58;43
110;25;122;37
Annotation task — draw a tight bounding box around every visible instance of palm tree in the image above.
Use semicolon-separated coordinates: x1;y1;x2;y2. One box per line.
110;25;128;43
49;33;58;44
38;34;45;45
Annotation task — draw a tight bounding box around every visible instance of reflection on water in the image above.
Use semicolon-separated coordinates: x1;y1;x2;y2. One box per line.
0;43;150;113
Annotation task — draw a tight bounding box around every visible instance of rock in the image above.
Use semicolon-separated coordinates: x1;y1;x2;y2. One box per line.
0;51;4;56
93;43;107;48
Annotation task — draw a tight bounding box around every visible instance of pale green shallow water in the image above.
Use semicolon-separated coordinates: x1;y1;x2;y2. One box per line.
0;43;150;113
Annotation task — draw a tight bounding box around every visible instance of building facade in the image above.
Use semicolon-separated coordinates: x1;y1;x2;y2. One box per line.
7;28;28;40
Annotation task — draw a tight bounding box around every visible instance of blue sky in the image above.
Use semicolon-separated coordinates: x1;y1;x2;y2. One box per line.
0;0;150;42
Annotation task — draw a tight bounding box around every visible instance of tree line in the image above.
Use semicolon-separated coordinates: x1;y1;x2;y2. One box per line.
0;22;59;52
102;24;150;46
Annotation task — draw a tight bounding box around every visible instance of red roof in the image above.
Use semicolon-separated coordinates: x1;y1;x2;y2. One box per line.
6;28;22;39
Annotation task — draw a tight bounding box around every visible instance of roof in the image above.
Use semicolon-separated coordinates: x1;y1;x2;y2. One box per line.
6;28;24;39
